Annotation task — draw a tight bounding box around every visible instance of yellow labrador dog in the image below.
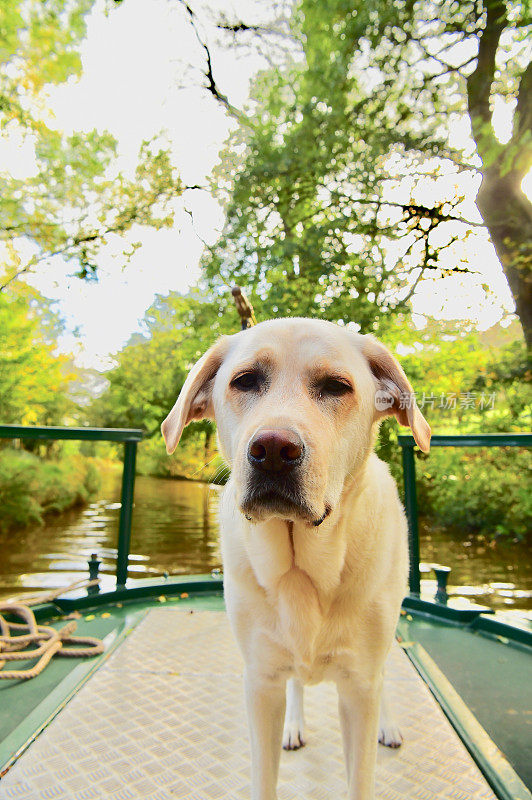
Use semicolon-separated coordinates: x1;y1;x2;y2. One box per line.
162;318;430;800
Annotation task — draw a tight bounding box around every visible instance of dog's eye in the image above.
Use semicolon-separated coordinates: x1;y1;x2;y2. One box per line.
318;377;352;398
231;372;261;392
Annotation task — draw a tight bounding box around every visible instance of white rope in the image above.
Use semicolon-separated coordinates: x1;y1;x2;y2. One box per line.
0;579;105;681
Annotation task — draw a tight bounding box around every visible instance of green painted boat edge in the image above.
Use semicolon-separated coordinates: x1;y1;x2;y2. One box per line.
403;640;532;800
402;594;494;623
14;575;225;620
471;614;532;648
402;595;532;648
0;608;149;776
18;579;530;648
55;575;225;611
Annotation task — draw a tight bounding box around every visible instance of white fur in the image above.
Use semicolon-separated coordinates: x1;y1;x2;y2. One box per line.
162;318;430;800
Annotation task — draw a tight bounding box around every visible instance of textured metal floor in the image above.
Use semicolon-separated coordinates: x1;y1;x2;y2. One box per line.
0;608;497;800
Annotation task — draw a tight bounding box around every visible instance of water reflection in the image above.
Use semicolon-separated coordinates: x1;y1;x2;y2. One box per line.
0;472;222;600
0;472;530;613
418;519;532;612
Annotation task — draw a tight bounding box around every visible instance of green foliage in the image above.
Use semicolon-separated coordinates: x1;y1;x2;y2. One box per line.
0;282;75;425
207;0;530;345
0;449;41;530
0;0;94;125
34;452;100;515
0;0;183;288
206;1;467;329
135;433;228;484
207;60;426;331
397;323;531;434
375;322;531;540
0;448;101;533
417;448;531;541
89;287;237;478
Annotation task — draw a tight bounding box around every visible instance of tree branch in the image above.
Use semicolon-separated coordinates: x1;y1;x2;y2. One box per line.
400;265;426;305
179;0;246;123
216;18;290;42
355;198;484;228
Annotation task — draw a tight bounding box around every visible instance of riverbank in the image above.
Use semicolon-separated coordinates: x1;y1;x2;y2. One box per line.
0;450;105;533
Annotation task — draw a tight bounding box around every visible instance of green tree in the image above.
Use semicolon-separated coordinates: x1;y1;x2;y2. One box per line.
197;0;531;344
90;287;237;477
0;0;183;288
376;321;531;541
0;283;74;425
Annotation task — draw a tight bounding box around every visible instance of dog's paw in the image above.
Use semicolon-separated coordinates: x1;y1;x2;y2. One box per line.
378;724;403;748
282;720;306;750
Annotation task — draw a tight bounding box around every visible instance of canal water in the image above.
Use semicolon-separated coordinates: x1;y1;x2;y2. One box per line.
1;471;531;613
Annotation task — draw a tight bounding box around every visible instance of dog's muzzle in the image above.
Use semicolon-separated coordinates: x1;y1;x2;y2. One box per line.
241;428;321;522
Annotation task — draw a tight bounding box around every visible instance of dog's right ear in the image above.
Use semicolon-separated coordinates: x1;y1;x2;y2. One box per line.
161;336;230;454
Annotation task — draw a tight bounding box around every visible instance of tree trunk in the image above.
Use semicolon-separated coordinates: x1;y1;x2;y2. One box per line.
475;168;532;352
464;1;531;353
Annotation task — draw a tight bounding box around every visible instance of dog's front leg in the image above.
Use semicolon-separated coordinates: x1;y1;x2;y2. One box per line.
245;669;286;800
336;673;382;800
283;677;305;750
378;680;402;748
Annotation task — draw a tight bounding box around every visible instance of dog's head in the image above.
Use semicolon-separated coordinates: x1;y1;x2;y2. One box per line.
162;318;430;526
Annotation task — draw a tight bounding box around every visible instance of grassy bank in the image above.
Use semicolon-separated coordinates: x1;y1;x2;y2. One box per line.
0;449;101;533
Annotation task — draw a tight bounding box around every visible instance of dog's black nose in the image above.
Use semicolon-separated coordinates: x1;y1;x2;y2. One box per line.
247;429;304;473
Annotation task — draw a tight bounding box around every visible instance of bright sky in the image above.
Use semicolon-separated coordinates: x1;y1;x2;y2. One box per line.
2;0;526;368
8;0;269;368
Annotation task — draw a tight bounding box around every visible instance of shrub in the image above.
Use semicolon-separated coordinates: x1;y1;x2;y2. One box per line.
0;450;42;531
136;429;229;484
0;449;102;533
416;448;531;542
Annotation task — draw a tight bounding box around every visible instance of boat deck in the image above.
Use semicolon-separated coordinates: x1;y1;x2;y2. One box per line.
0;607;500;800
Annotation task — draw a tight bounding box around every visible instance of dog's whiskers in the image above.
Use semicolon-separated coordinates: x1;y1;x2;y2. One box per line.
210;464;231;484
206;464;231;506
189;453;220;479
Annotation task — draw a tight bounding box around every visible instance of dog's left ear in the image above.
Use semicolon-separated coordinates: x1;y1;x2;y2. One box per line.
362;335;431;453
161;336;230;454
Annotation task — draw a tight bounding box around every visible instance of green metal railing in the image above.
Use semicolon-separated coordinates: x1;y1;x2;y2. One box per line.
0;425;144;588
398;432;532;595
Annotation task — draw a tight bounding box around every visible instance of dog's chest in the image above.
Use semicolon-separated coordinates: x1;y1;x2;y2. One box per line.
268;555;353;681
242;517;358;679
271;564;358;683
246;517;347;599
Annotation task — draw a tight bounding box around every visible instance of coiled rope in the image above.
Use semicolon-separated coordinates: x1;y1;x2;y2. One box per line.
0;579;104;681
